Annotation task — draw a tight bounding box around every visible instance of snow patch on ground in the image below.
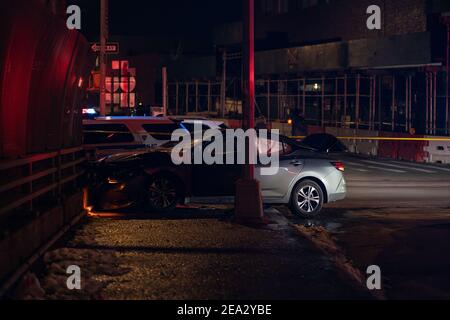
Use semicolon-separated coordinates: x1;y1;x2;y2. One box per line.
14;230;132;300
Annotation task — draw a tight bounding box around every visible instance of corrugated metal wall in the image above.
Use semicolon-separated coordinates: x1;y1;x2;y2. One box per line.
0;0;94;158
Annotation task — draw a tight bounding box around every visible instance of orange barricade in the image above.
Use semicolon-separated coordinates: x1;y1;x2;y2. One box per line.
395;133;428;162
378;132;399;159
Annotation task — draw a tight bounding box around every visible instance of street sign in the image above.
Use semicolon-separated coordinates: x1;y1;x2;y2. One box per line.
90;42;120;54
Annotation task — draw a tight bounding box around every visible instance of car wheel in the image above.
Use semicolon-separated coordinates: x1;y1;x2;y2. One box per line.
290;180;324;218
146;175;181;212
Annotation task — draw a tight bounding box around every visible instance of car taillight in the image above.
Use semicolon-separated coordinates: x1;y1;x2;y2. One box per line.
331;161;345;172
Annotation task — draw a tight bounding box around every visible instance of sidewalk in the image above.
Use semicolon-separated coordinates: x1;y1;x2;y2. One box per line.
15;208;371;300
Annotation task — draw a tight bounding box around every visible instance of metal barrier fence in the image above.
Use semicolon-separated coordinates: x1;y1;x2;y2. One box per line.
168;71;450;136
0;147;86;221
0;147;86;293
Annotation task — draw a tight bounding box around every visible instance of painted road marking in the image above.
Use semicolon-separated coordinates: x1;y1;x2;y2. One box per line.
360;160;436;173
352;168;369;172
345;165;369;172
388;161;450;173
344;158;450;174
364;166;405;173
344;160;405;173
344;161;367;167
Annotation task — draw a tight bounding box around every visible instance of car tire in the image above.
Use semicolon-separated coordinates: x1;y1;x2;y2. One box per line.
290;180;324;218
145;174;182;213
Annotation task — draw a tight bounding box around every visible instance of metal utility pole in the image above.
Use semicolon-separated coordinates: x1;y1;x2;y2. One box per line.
99;0;108;116
221;51;227;118
243;0;255;140
442;13;450;135
234;0;264;225
162;67;168;116
447;22;450;135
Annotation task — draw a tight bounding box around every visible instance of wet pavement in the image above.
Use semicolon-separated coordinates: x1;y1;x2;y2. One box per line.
287;204;450;300
285;155;450;300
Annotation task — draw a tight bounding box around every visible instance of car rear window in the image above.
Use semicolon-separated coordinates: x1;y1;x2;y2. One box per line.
83;124;135;145
142;123;181;140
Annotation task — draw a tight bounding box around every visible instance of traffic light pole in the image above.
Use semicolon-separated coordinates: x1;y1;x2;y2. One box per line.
234;0;264;225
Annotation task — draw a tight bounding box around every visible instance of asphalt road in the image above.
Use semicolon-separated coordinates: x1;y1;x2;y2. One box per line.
335;154;450;206
288;154;450;299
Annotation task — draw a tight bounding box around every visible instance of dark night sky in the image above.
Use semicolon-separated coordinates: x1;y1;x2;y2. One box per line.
68;0;242;52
